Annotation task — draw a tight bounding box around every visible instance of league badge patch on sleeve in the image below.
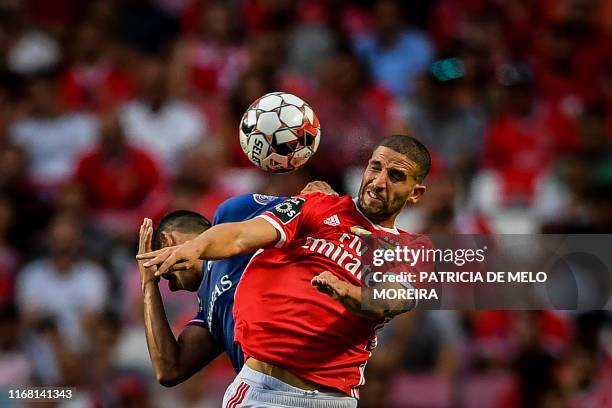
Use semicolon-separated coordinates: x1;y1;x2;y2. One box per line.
271;198;305;224
253;194;277;205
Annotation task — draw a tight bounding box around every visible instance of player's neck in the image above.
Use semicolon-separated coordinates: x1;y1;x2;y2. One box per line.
356;199;397;230
372;216;396;229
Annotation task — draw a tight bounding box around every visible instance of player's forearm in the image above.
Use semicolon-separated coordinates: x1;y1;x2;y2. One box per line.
340;283;414;320
190;223;248;259
336;284;387;320
191;219;278;259
142;280;184;385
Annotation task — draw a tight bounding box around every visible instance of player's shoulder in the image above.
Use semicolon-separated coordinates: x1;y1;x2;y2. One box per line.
213;195;254;224
214;194;282;224
297;193;357;216
286;192;349;215
217;193;259;209
261;193;344;223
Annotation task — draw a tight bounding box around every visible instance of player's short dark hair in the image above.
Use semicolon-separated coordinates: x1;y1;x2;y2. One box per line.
152;210;211;250
377;135;431;183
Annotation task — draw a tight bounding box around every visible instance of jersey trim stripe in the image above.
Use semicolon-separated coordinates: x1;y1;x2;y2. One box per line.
256;214;287;247
186;319;207;327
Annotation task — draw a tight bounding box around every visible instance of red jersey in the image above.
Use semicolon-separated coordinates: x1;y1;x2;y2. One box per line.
233;193;411;397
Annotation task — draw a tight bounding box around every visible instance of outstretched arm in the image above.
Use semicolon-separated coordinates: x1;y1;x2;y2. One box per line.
138;219;221;386
311;271;416;320
139;183;335;277
137;217;279;275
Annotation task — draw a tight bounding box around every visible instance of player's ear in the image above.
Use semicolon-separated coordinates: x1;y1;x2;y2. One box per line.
160;231;174;248
406;184;426;205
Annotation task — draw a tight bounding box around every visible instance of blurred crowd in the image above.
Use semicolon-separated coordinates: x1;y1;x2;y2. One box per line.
0;0;611;407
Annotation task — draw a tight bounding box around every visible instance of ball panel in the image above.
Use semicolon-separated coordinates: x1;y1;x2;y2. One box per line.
246;109;257;127
302;130;316;147
272;140;298;156
312;129;321;152
274;129;298;144
257;94;283;111
310;111;320;128
281;93;305;107
257;111;282;135
279;105;304;128
246;133;270;168
290;147;314;168
239;128;249;152
304;105;314;125
262;152;289;172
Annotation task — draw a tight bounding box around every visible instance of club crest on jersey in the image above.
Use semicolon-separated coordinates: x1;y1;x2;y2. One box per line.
350;226;372;237
253;194;277;205
271;197;305;224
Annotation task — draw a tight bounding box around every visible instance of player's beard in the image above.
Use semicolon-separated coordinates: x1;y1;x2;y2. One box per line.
358;184;406;224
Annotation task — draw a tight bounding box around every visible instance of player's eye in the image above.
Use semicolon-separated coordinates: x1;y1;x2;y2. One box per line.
390;171;406;182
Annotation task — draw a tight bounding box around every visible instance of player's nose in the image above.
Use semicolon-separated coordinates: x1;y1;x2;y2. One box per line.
371;170;387;190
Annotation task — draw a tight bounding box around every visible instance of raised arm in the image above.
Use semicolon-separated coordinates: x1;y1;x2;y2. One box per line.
137;217;279;275
138;219;221;386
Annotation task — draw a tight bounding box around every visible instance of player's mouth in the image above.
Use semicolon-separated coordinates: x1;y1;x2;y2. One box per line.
366;190;384;203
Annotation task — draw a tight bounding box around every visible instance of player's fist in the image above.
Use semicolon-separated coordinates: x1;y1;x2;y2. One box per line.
300;181;338;196
311;271;349;300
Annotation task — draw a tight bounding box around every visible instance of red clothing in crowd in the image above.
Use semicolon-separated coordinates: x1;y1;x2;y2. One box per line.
481;104;577;203
0;245;19;303
193;189;233;221
61;65;135;111
75;145;163;212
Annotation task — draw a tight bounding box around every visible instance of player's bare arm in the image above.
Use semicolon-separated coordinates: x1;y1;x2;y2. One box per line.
138;182;335;278
311;271;415;320
138;219;221;386
137;216;280;275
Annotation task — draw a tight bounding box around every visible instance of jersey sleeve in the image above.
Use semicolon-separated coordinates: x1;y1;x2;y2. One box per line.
187;296;207;328
256;193;324;248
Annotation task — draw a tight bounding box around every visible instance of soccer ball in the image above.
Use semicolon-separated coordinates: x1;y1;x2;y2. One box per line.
239;92;320;173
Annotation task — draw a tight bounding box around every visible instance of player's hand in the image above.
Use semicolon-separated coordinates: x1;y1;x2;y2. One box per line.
138;218;159;290
300;181;338;196
312;271;388;319
137;239;202;276
311;271;349;300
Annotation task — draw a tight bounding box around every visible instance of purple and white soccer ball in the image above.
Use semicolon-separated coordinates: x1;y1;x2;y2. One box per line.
239;92;321;173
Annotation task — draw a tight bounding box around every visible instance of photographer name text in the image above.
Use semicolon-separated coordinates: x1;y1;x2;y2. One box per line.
370;271;548;301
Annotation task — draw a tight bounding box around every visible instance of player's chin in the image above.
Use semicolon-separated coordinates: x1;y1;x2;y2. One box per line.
361;195;385;215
